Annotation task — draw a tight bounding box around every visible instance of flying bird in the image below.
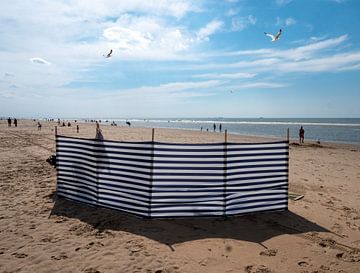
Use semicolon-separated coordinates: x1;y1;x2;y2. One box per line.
264;29;282;42
104;49;113;58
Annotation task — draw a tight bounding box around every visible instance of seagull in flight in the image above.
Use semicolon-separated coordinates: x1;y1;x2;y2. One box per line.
104;49;113;58
264;29;282;42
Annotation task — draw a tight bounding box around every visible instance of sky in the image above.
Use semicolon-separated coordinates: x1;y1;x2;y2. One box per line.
1;0;360;118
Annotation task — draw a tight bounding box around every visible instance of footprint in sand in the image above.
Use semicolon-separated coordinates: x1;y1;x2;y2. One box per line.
245;265;273;273
84;268;101;273
51;254;68;260
259;249;278;256
336;252;360;262
11;252;28;258
297;261;309;267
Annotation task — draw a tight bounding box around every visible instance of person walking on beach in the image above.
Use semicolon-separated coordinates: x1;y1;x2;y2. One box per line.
299;126;305;144
37;122;42;131
219;123;222;132
213;123;216;132
8;117;11;127
14;118;17;127
95;121;104;140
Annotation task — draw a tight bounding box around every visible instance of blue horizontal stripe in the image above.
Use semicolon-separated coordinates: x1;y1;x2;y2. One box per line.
226;200;288;211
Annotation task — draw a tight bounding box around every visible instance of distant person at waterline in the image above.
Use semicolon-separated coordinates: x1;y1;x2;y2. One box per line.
8;117;11;127
219;123;222;132
14;118;17;127
213;123;216;132
299;126;305;144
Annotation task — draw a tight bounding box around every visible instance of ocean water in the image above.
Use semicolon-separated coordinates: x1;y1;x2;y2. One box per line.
88;118;360;145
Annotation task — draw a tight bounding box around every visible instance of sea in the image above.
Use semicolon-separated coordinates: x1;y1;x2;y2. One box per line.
86;118;360;145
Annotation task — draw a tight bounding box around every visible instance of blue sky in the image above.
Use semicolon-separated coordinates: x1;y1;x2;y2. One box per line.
1;0;360;118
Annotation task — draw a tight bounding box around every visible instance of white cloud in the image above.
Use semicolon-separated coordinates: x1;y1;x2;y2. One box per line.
226;8;240;17
30;57;51;65
231;15;257;31
64;0;199;19
230;82;286;89
98;80;221;105
276;16;296;27
193;72;256;79
276;52;360;72
103;26;152;51
196;20;223;41
207;35;349;61
285;17;296;26
102;15;199;59
169;35;359;75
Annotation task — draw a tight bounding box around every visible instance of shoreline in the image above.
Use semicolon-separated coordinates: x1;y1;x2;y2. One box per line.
3;119;360;147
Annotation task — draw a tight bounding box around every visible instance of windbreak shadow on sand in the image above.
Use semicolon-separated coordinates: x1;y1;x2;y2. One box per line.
50;196;329;246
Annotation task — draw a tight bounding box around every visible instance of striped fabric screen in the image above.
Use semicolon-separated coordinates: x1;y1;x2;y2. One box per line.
56;135;288;218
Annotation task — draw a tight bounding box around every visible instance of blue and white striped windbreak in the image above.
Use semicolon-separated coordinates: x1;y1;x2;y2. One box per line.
56;135;288;218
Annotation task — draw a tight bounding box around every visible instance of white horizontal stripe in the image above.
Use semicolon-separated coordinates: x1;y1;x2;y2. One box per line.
150;211;223;217
151;205;222;212
99;184;150;197
152;175;223;180
58;168;97;180
57;192;97;205
99;199;149;212
227;182;287;191
58;138;152;149
100;203;148;217
226;194;287;205
58;178;97;190
154;169;223;174
226;204;287;215
152;197;224;203
227;143;287;149
98;178;150;190
227;176;287;185
62;145;152;156
227;171;288;179
98;172;150;184
99;188;149;201
227;166;287;174
57;189;97;201
154;144;224;150
226;199;287;210
58;183;97;196
152;186;223;191
98;193;148;206
152;191;222;197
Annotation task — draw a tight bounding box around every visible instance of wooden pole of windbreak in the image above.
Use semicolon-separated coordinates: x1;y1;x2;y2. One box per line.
287;128;290;143
54;126;58;199
223;129;228;218
149;128;155;218
286;128;290;209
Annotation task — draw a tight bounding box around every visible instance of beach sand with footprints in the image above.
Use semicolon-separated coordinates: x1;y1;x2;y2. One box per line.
0;120;359;273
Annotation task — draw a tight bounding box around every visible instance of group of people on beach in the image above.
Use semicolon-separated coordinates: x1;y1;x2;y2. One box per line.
7;117;18;127
200;123;223;132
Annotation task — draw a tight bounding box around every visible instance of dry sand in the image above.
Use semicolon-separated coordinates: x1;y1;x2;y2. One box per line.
0;120;359;273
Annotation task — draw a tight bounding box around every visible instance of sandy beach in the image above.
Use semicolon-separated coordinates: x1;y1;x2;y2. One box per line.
0;119;359;273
